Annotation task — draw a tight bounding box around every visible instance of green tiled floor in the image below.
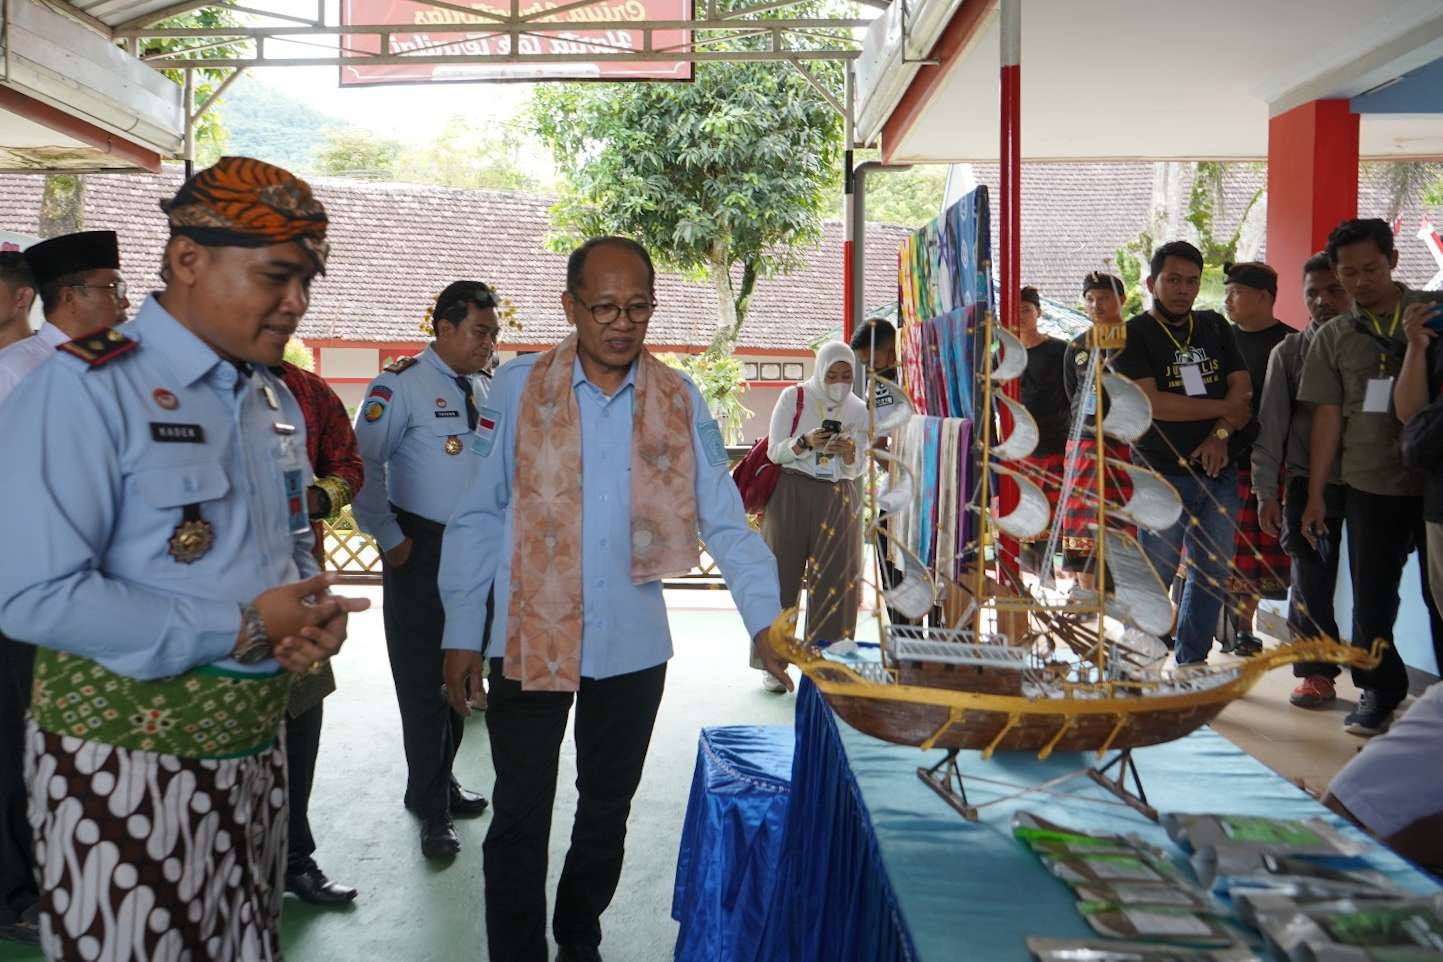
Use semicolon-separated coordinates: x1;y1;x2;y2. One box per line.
1;588;797;962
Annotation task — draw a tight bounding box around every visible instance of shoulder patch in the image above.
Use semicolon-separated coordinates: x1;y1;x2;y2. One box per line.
698;418;729;467
56;328;137;368
362;397;388;422
384;355;419;375
472;405;502;458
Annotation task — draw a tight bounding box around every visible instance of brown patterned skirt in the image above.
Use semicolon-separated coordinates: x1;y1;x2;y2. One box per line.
24;721;287;961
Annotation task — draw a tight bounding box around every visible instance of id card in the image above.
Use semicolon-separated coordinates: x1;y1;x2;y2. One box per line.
283;468;310;534
814;453;836;480
1363;376;1393;414
1179;363;1206;397
1082;392;1097;417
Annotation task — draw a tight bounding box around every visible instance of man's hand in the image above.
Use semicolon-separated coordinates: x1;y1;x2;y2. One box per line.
248;573;371;674
1402;302;1439;351
384;537;414;567
1299;497;1329;550
753;627;793;692
1258;498;1283;539
1189;435;1229;477
444;650;486;716
1223;392;1254;429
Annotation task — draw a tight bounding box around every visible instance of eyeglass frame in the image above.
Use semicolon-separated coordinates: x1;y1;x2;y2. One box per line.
568;291;657;327
70;280;128;302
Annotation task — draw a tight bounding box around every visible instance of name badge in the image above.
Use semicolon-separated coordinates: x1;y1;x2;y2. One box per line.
435;409;460;419
150;422;206;444
1082;392;1097;417
814;453;835;480
1363;376;1394;414
1179;364;1206;397
283;468;310;534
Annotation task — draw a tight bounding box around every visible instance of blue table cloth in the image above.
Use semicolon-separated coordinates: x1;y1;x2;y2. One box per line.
756;678;1440;962
673;725;794;962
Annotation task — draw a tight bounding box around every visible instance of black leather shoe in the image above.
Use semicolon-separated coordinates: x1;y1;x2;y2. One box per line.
421;813;460;859
286;866;358;906
557;945;603;962
450;784;489;818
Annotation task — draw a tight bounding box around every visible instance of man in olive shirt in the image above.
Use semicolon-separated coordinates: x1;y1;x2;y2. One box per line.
1298;218;1443;737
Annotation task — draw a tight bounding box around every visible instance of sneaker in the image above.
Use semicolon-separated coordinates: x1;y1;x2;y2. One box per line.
1344;690;1397;737
760;670;788;693
1290;675;1337;708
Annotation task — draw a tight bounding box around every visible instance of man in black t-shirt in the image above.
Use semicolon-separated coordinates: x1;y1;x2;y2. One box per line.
1221;261;1292;655
1017;286;1069;575
1113;241;1253;665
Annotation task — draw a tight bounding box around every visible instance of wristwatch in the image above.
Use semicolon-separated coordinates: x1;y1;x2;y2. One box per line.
795;435;811;453
1213;425;1232;442
234;602;272;665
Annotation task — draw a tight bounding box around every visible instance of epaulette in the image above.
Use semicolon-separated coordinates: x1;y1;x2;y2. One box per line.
56;328;138;368
384;355;419;375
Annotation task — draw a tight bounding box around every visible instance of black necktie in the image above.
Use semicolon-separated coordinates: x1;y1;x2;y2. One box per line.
454;375;478;431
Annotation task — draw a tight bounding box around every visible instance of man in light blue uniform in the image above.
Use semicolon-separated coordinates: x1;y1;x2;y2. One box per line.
352;280;499;859
0;156;366;962
440;237;787;962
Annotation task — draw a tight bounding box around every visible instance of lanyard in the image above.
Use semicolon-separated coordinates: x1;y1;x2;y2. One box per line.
1153;312;1193;354
1361;302;1402;375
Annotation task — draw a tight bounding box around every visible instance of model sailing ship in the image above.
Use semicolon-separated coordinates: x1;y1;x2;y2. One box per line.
761;192;1379;817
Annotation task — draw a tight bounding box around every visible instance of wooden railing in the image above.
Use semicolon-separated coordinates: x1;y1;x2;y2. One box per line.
324;445;753;585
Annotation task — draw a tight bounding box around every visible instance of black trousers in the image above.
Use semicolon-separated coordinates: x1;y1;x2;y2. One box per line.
1283;478;1345;679
1344;486;1443;701
284;701;324;875
0;634;36;925
483;659;666;962
382;509;463;818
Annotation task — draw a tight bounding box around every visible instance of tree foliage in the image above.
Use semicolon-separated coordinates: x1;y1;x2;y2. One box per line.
530;59;843;352
142;8;245;165
313;115;545;192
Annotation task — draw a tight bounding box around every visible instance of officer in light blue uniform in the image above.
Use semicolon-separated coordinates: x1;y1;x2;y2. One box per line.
351;280;499;858
0;156;365;962
0;300;319;679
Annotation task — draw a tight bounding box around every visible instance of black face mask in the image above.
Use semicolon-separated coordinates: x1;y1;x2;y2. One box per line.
1152;300;1191;324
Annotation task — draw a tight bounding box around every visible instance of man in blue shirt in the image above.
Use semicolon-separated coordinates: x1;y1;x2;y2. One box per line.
440;237;787;962
353;280;499;859
0;156;367;962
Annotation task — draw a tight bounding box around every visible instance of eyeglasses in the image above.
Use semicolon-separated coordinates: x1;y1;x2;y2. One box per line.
570;293;655;327
71;280;127;301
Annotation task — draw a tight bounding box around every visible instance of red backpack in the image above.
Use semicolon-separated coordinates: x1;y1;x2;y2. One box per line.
732;386;805;515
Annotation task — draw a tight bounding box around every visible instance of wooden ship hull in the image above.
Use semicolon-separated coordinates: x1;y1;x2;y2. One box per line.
781;622;1383;760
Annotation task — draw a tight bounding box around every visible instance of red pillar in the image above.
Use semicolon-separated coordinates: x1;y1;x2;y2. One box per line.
1265;100;1358;328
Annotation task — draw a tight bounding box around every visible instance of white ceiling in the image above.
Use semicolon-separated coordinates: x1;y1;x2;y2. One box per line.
880;0;1443;163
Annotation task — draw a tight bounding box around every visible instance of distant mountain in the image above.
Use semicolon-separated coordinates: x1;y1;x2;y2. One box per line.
215;77;339;172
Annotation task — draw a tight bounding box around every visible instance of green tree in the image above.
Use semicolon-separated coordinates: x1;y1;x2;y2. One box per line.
864;166;949;226
531;59;842;354
399;115;542;191
314;128;403;179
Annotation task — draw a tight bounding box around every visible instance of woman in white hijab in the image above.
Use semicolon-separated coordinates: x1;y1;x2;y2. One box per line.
755;340;869;691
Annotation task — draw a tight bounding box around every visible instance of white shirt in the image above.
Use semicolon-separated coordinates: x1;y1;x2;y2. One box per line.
0;323;68;407
766;383;869;481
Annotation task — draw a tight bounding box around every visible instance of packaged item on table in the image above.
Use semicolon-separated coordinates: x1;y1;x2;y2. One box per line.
1044;852;1188;887
1198;850;1404;896
1255;894;1443;961
1162;814;1358;857
1073;883;1217;912
1074;902;1243;947
1025;936;1262;961
1014;812;1160;857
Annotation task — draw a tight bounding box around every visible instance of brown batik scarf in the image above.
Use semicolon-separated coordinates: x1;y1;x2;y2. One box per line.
505;334;700;691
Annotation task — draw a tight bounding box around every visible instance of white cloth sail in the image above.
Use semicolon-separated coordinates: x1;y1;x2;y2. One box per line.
1100;373;1152;443
992;393;1039;461
1102;529;1174;637
992;327;1027;382
1104;459;1184;533
989;463;1052;540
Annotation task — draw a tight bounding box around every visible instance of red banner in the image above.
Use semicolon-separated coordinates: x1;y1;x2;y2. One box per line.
338;0;692;85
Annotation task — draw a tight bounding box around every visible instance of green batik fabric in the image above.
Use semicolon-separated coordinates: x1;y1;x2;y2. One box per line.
30;649;293;759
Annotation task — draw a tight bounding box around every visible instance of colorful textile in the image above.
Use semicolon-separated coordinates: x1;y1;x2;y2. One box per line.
505;334;699;692
29;649;291;760
161;156;330;270
890;415;975;582
1060;438;1135;551
1228;465;1290;598
25;721;286;962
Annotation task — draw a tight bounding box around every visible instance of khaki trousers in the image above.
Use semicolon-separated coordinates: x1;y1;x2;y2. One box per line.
758;470;862;658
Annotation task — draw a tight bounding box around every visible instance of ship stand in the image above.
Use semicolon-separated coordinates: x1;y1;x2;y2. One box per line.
917;747;1159;823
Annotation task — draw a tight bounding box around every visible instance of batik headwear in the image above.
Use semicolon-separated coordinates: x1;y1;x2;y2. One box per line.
23;231;120;288
1082;271;1125;297
161;157;330;272
1223;261;1278;297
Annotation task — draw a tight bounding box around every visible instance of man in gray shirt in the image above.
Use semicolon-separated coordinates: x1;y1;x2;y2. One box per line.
1252;252;1352;709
